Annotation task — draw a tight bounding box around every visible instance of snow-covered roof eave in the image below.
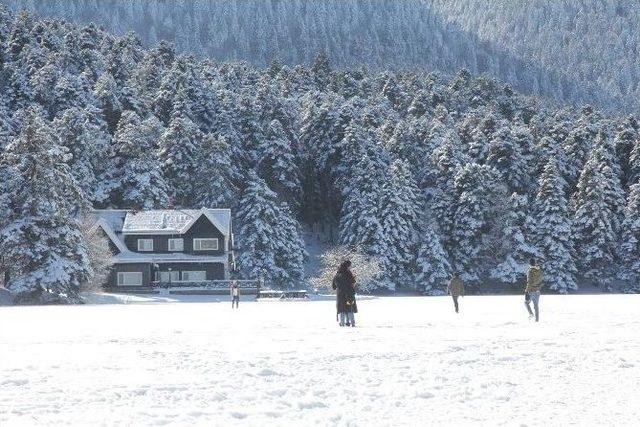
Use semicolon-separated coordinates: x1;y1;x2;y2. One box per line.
90;219;129;254
120;208;231;237
180;208;231;237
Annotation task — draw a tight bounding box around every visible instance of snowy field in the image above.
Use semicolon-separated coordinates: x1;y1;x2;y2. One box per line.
1;295;640;426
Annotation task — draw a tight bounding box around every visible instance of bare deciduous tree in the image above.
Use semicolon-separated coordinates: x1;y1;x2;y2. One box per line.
310;246;381;293
80;219;115;293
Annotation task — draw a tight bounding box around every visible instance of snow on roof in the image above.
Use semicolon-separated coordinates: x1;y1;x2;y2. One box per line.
121;209;231;236
89;210;128;233
88;208;232;263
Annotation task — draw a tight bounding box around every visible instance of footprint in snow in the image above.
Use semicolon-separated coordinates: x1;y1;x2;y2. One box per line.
297;401;327;410
230;412;247;419
257;368;281;376
416;392;435;399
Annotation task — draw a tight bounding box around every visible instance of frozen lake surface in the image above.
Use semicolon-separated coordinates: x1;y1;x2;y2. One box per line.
1;294;639;426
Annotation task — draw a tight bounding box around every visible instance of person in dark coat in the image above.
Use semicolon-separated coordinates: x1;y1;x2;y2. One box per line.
332;260;358;327
447;272;464;313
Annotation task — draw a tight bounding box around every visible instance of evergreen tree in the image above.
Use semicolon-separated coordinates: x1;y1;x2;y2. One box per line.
93;72;121;133
620;183;640;291
110;111;169;209
0;108;90;302
613;116;639;188
535;159;577;293
430;126;466;254
236;175;305;288
414;222;451;295
159;115;203;206
196;134;238;209
380;160;422;288
450;163;506;284
339;153;385;255
490;193;538;285
486;125;531;194
630;134;640;187
53;107;110;203
572;144;622;289
257;119;301;209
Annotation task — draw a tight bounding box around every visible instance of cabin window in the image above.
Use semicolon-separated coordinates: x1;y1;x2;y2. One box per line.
182;271;206;281
117;272;142;286
137;239;154;251
193;238;219;251
168;238;184;251
155;271;179;283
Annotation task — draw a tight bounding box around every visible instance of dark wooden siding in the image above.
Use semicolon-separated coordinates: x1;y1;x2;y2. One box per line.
154;262;225;281
123;215;226;255
108;263;152;287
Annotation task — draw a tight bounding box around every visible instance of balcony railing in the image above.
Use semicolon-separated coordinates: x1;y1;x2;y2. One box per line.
150;279;261;291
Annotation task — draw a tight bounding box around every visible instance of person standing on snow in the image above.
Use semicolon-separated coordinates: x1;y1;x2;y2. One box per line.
230;280;240;309
525;258;543;322
332;260;358;327
447;272;464;313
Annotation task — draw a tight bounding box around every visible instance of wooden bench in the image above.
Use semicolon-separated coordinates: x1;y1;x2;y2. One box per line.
258;290;308;299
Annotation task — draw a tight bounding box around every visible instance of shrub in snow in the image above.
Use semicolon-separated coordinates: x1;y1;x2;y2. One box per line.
310;246;381;293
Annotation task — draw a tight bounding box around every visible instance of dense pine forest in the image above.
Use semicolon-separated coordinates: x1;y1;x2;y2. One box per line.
1;6;640;302
4;0;640;113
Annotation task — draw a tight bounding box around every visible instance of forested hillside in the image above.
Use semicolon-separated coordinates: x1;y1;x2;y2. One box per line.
4;0;640;113
1;6;640;302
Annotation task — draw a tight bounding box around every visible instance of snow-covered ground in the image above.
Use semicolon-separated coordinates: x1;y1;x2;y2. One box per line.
1;295;639;426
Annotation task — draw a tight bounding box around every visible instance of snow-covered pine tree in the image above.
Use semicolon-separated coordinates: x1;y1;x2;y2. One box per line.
486;125;531;194
590;132;626;233
335;120;387;196
562;108;598;189
0;101;14;150
196;134;238;209
384;119;430;183
613;116;639;188
236;93;264;167
534;159;577;293
620;183;640;292
414;222;450;295
311;49;332;90
236;174;305;288
0;108;91;303
430;125;466;255
536;135;568;189
257;119;301;210
273;202;306;288
490;193;538;285
110;111;169;209
572;138;625;290
53;107;110;203
339;153;385;254
92;72;122;133
630;132;640;187
159;114;203;207
450;163;507;284
380;159;422;288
